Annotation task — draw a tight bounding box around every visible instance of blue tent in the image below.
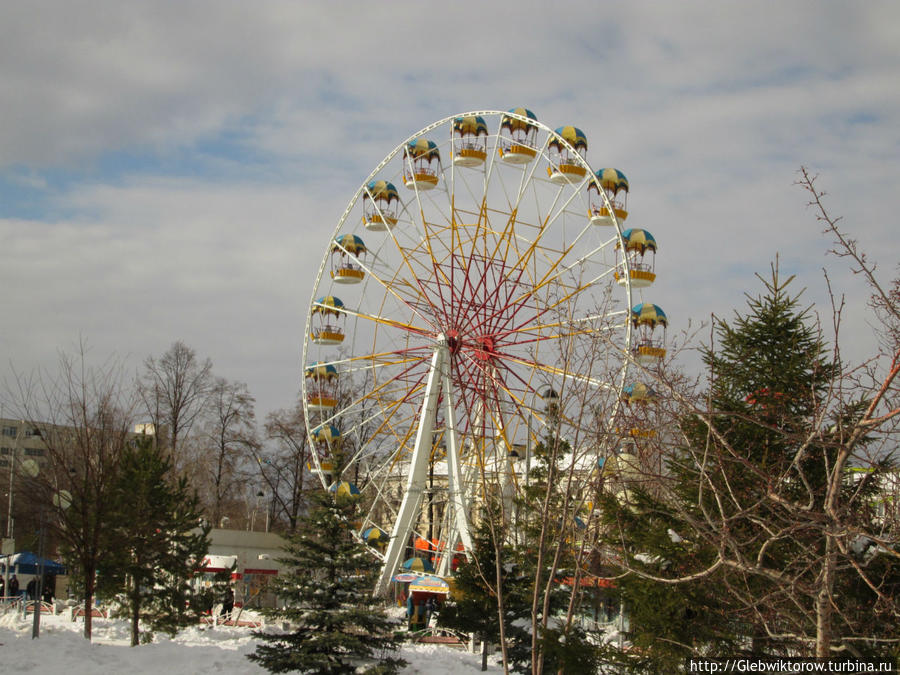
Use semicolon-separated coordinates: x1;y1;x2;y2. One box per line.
0;551;66;575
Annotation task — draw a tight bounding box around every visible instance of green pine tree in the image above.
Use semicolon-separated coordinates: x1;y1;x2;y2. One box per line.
678;265;832;655
437;516;532;672
514;432;602;673
440;437;602;674
595;485;738;673
98;436;210;646
601;264;899;667
249;489;405;674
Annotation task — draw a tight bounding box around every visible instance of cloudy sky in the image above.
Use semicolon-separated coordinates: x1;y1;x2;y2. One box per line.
2;1;898;420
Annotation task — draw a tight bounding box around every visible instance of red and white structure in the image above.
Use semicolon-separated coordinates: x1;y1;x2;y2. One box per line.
302;110;667;595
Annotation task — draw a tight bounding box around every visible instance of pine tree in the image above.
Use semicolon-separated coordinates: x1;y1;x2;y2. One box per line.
596;486;738;673
437;516;532;672
249;489;405;674
98;435;210;646
514;433;602;673
599;268;811;667
440;440;602;674
600;264;899;666
677;266;833;655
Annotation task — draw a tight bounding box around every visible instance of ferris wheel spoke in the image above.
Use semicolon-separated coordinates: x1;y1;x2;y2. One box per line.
377;236;449;331
509;134;553;216
499;316;627;349
350;252;441;334
337;377;428;470
309;347;428;376
500;351;616;391
344;306;436;341
304;111;642;593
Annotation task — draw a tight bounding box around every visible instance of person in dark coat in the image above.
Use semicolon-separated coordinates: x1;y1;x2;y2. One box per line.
9;574;19;598
220;587;234;618
26;577;36;600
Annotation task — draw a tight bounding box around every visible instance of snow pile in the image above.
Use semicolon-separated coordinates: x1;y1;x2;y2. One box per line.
0;610;502;674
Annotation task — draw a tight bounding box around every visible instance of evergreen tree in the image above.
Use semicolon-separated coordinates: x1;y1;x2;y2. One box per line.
595;486;738;673
514;432;602;674
678;265;832;655
438;516;532;672
98;435;210;646
249;489;405;674
440;440;601;674
600;264;899;667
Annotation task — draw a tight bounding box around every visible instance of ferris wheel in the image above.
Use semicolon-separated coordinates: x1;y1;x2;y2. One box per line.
301;109;665;595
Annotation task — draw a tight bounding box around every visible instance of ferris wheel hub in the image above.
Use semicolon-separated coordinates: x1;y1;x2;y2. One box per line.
445;330;461;355
473;335;497;361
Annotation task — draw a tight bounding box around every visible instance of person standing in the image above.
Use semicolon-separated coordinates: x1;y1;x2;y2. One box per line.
425;596;436;627
9;574;19;599
220;587;234;619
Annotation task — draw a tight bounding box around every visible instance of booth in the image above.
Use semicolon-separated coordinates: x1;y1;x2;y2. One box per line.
1;551;67;606
393;571;450;631
0;551;66;576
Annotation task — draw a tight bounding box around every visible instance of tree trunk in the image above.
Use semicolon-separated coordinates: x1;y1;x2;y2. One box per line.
131;588;141;646
492;532;511;675
83;568;94;640
815;533;836;658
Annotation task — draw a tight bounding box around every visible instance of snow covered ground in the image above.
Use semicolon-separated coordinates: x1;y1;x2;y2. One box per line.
0;609;502;674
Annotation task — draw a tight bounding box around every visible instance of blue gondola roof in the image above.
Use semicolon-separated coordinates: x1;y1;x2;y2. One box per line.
631;303;668;327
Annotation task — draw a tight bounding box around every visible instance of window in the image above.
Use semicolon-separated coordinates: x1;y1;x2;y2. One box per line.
0;447;10;455
24;447;45;457
2;426;17;438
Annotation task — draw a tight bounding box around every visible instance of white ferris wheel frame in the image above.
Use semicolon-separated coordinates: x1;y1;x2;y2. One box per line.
301;110;637;596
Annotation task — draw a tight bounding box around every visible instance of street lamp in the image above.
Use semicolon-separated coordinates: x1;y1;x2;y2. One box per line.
5;421;24;542
32;488;71;639
514;387;561;547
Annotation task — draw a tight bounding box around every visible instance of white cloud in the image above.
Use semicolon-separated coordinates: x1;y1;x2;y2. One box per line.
1;0;899;417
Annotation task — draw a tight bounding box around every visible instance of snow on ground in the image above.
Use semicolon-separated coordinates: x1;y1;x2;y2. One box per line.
0;609;503;674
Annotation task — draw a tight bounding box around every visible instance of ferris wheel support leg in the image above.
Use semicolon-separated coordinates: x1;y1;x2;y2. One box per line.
435;368;473;577
375;344;447;597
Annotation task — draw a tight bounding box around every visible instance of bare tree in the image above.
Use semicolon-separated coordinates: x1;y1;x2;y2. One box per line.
451;292;635;674
598;172;900;664
137;341;212;474
796;167;900;656
260;402;310;534
7;344;136;641
190;377;258;526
